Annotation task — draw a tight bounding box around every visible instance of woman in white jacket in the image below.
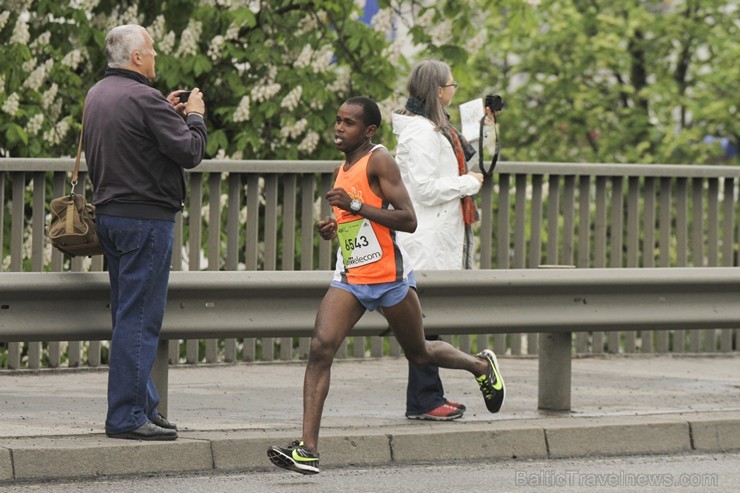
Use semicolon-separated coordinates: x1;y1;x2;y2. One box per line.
392;59;496;420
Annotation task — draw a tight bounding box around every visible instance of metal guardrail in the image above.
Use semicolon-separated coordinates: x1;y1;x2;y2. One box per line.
2;267;739;413
3;268;740;341
3;157;739;362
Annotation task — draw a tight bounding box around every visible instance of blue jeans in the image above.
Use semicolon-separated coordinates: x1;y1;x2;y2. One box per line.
97;214;174;435
406;334;446;414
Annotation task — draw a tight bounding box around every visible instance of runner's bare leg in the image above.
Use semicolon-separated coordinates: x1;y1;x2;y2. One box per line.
382;288;488;375
301;287;365;455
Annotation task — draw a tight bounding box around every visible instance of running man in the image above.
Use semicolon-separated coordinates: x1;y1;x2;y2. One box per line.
267;97;505;475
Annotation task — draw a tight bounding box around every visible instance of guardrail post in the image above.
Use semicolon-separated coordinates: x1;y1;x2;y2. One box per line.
152;339;170;417
537;264;574;412
538;331;572;411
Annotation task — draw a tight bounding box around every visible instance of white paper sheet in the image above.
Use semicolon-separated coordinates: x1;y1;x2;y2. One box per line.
459;98;484;142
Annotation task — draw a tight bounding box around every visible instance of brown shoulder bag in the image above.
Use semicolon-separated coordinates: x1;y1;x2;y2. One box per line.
47;106;104;257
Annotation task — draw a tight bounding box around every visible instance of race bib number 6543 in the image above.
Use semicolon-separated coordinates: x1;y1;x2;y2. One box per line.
336;218;383;268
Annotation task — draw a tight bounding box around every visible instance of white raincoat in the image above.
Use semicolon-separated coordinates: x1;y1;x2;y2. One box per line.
392;112;482;270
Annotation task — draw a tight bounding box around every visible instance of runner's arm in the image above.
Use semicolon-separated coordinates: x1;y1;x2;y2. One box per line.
326;149;417;233
316;166;340;240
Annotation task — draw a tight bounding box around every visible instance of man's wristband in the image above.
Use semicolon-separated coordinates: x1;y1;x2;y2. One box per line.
186;111;204;118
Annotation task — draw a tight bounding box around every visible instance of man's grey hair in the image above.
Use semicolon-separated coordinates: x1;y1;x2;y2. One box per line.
105;25;147;68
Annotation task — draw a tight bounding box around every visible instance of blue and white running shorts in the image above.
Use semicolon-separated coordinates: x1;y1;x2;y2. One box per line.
330;271;417;312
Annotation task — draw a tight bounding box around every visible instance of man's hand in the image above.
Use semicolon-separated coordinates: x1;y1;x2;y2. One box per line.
316;217;338;240
325;187;352;212
167;88;205;117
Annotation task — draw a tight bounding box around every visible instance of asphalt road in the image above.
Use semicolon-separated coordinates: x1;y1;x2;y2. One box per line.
2;451;737;493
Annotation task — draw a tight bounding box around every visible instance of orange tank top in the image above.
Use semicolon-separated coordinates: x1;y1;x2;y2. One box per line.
333;145;408;285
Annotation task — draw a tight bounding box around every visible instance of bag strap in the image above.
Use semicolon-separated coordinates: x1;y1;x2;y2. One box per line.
70;102;85;195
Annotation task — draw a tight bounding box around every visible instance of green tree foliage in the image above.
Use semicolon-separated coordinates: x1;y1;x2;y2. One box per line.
388;0;738;164
0;0;400;160
0;0;737;164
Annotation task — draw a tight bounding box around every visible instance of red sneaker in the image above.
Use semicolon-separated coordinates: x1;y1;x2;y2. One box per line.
445;399;466;413
406;403;464;421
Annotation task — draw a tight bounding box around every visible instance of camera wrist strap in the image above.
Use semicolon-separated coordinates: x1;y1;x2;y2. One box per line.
478;113;500;177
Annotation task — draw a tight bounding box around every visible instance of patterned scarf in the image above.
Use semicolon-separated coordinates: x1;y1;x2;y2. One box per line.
404;98;480;225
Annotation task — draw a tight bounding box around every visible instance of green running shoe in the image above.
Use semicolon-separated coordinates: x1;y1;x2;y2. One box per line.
267;440;320;475
476;349;506;413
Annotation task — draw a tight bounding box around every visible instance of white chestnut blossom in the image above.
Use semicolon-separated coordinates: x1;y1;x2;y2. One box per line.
297;130;320;154
309;98;324;111
22;58;37;73
7;0;33;9
429;18;453;46
25;113;44;136
280;85;302;111
234;61;251;75
10;16;30;45
525;0;541;6
30;32;51;54
467;30;487;55
158;31;176;55
43;119;70;146
0;11;10;31
118;4;141;25
2;92;20;116
62;49;86;70
225;21;241;40
70;0;101;10
176;20;203;57
377;97;398;130
329;68;351;95
207;35;225;61
148;15;167;41
311;46;334;73
41;83;59;110
280;118;308;140
296;15;318;36
48;99;63;122
371;8;394;34
415;9;436;29
23;59;53;91
294;45;313;69
250;66;280;103
233;95;250;122
383;40;403;65
0;75;5;94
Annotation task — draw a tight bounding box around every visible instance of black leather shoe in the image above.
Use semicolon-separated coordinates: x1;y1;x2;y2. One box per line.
107;420;178;441
150;413;177;430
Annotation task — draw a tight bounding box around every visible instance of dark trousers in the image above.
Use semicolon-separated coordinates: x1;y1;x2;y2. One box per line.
98;215;174;435
406;335;446;414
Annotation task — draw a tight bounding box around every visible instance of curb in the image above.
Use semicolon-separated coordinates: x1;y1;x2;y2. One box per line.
2;413;739;482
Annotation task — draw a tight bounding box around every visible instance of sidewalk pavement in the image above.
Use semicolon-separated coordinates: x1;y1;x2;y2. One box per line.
1;354;739;482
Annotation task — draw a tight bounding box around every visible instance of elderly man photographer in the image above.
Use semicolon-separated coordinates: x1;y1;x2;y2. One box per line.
83;24;207;440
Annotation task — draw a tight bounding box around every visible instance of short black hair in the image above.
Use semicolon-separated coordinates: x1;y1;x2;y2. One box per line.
344;96;381;128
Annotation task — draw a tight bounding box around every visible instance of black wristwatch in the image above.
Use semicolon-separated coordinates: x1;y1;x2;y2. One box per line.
350;199;362;213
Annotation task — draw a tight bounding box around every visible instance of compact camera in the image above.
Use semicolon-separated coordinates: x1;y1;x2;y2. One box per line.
179;91;191;103
485;94;504;112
